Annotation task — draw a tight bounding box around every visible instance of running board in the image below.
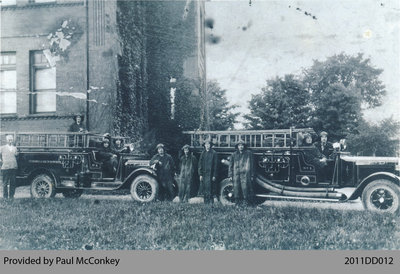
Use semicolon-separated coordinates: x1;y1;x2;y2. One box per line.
91;181;123;189
256;194;345;203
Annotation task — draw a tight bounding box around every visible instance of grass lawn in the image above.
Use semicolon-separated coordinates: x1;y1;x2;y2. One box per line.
0;198;399;250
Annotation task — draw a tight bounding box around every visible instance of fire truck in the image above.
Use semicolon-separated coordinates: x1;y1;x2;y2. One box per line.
1;132;158;202
184;128;400;214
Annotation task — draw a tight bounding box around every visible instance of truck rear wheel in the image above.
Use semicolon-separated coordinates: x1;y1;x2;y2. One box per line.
219;179;235;206
130;174;158;202
362;179;400;214
30;174;56;198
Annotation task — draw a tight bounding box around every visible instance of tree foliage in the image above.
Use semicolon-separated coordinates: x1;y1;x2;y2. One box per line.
311;83;362;140
245;75;310;129
207;81;239;130
346;118;399;156
175;80;238;131
246;53;387;142
304;53;386;108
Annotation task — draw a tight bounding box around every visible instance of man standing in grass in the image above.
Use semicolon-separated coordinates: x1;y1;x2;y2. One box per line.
178;144;197;202
0;135;19;199
150;143;175;201
198;140;218;204
229;140;254;206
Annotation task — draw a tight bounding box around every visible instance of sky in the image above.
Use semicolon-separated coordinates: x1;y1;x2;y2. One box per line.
205;0;400;126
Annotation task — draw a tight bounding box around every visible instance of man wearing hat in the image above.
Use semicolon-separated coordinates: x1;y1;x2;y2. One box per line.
178;144;197;202
229;140;254;205
112;137;130;153
302;133;327;168
198;139;218;204
97;138;118;178
313;131;333;182
150;144;175;200
68;114;86;147
314;131;333;158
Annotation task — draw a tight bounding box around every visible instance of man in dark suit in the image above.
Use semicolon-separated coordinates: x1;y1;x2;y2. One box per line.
229;140;254;206
198;140;218;204
314;131;333;159
313;131;334;182
150;144;175;201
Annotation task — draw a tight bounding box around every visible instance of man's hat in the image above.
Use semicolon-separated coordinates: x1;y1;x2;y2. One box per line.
202;139;213;147
181;144;190;150
235;139;247;148
320;131;328;137
156;143;165;150
303;133;312;139
113;137;124;146
73;114;84;122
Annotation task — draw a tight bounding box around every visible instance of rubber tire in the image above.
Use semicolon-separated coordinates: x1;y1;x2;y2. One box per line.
130;174;158;202
219;178;235;206
62;189;83;198
30;174;56;198
362;179;400;214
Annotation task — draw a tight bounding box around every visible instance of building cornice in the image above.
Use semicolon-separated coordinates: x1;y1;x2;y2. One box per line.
0;2;84;12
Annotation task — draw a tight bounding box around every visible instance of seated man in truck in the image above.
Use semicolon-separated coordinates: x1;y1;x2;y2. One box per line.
97;139;118;178
112;137;131;153
314;131;334;159
302;133;328;181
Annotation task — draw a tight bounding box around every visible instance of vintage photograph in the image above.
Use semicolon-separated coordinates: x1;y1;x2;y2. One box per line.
0;0;399;251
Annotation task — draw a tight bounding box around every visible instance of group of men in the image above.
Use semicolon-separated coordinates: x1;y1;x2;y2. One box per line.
1;114;334;202
150;139;255;205
151;131;335;205
96;133;130;178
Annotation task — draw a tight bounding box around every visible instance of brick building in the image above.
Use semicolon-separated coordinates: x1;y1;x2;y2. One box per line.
0;0;205;139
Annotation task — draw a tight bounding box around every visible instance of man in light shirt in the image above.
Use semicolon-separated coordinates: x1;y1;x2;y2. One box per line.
0;135;19;199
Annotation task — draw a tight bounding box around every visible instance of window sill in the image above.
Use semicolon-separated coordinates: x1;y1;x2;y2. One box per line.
0;113;17;118
0;1;83;11
0;113;74;121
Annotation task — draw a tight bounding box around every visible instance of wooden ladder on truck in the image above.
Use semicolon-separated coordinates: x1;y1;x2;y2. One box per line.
0;132;100;149
183;128;315;149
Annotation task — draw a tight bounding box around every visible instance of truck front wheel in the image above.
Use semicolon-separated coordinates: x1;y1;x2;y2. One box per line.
362;179;400;214
130;175;158;202
30;174;56;198
219;179;235;206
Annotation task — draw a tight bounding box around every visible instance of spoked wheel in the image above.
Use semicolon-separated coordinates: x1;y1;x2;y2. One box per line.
362;179;400;214
130;175;158;202
219;179;235;206
30;174;56;198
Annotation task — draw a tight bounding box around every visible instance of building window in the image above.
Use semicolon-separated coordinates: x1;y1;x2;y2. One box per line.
0;52;17;114
0;0;17;6
30;51;56;113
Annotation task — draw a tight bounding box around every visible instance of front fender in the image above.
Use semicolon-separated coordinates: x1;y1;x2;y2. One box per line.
123;167;157;186
348;172;400;200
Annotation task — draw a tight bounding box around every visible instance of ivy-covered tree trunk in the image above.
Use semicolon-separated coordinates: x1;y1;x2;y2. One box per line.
144;0;199;155
115;1;149;142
